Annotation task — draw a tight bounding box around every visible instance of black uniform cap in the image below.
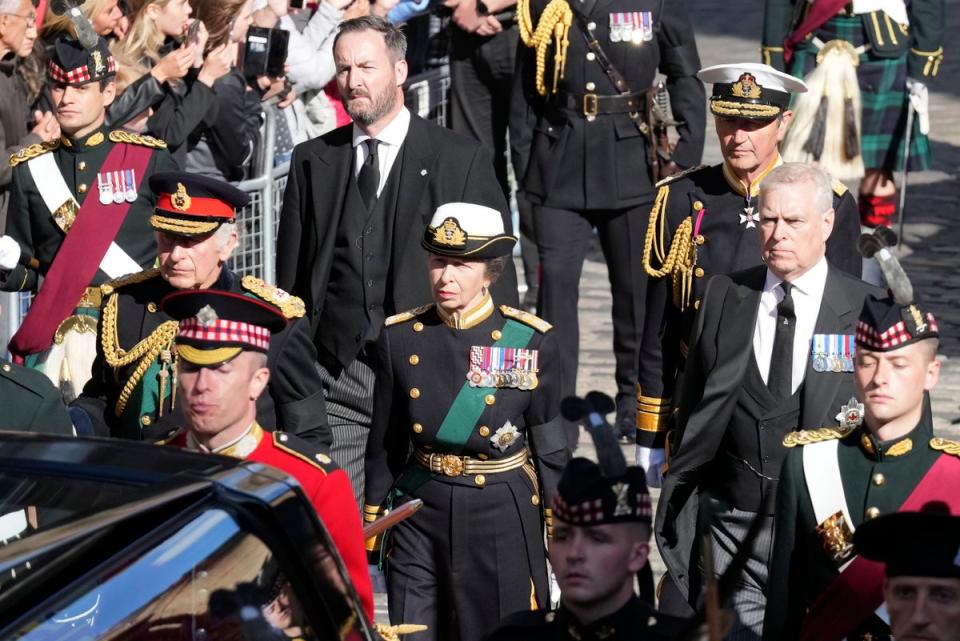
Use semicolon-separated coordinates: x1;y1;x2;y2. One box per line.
855;502;960;579
150;172;249;236
553;458;652;526
162;290;287;366
855;295;939;352
48;36;116;86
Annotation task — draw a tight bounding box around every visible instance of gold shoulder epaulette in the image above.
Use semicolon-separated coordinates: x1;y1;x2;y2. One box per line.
832;179;848;197
9;140;59;168
273;432;332;472
783;427;853;448
241;275;306;319
655;164;707;188
100;267;161;296
930;437;960;457
499;305;552;333
109;130;168;149
385;303;434;326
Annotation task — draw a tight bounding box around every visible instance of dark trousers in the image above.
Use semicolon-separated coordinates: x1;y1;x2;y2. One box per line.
386;471;548;641
317;353;376;509
534;203;649;448
450;24;539;296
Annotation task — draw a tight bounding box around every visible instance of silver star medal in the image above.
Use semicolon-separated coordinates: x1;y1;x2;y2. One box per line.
739;205;758;229
835;397;864;429
490;420;521;451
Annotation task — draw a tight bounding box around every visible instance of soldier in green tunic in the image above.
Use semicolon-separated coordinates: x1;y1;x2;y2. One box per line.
763;237;960;641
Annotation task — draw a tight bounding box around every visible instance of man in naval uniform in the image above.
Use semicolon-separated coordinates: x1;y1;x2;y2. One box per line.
855;507;960;641
0;36;176;399
763;254;960;641
512;0;706;444
636;62;862;483
654;163;880;636
484;458;687;641
159;289;374;623
71;173;330;446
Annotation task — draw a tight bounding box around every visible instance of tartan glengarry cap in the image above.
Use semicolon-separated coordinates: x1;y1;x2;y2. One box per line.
698;62;807;121
855;294;939;352
161;290;287;365
48;37;116;86
149;172;249;236
855;502;960;579
421;202;517;259
552;458;652;526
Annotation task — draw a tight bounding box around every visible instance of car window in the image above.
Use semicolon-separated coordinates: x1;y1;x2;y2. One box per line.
8;509;326;641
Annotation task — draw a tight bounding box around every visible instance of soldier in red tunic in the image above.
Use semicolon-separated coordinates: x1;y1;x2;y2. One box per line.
159;289;374;622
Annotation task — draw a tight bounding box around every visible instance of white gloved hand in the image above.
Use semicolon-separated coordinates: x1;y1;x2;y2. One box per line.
636;445;666;488
906;77;930;135
0;235;21;271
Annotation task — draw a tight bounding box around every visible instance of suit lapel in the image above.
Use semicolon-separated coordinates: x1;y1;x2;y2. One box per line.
801;266;859;426
390;115;439;255
310;128;354;301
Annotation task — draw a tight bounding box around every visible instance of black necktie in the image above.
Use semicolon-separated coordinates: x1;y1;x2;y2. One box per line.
357;139;380;211
767;281;796;399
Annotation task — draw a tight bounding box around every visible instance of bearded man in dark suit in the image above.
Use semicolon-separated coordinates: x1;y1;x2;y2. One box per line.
276;15;518;505
654;162;882;638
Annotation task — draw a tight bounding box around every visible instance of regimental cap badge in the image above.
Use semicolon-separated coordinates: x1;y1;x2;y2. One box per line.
91;50;105;76
731;72;762;99
172;182;192;212
196;304;219;327
433;217;467;247
835;397;864;429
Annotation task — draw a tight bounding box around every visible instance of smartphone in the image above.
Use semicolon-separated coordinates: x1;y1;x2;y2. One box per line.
243;27;269;78
265;28;289;78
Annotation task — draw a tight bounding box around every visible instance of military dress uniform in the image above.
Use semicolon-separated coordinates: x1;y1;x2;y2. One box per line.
0;358;74;434
160;289;374;622
71;173;330;446
0;37;176;399
364;204;569;641
513;0;706;443
637;64;862;462
763;287;960;641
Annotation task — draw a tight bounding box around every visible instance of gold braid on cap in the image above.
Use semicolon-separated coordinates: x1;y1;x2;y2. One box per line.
101;291;179;417
518;0;573;96
642;185;696;311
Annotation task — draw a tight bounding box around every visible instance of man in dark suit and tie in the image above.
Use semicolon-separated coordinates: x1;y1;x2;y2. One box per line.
276;15;518;506
654;163;882;638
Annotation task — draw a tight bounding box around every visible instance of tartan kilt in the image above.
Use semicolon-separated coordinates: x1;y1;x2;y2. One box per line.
788;15;931;173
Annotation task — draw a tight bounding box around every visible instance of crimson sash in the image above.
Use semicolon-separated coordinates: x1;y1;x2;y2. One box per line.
799;453;960;641
783;0;850;64
8;142;153;361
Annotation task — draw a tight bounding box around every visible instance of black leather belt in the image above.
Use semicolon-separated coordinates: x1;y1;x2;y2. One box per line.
556;90;645;118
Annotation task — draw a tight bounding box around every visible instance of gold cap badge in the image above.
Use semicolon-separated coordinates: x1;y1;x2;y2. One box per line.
731;73;762;99
172;182;191;211
432;217;467;247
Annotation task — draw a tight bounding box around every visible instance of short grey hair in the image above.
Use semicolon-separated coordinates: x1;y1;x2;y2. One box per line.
214;222;238;250
0;0;23;16
334;15;407;63
759;162;834;215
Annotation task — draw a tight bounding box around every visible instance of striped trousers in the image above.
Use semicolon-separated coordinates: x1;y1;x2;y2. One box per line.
317;354;376;509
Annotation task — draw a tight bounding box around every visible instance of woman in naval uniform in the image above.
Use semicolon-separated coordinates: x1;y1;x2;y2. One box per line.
364;202;569;641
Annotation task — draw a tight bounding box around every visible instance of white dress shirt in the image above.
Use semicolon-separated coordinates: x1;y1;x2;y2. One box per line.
752;257;829;393
352;107;411;197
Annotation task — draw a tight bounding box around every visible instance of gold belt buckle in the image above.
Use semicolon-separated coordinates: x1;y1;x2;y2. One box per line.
439;454;465;477
582;93;599;119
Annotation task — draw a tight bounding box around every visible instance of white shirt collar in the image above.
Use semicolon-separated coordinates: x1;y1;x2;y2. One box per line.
763;255;829;297
352;107;410;149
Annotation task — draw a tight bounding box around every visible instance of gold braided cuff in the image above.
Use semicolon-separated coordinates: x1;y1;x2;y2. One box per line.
910;46;944;77
636;393;671;433
363;504;387;552
544;507;553;540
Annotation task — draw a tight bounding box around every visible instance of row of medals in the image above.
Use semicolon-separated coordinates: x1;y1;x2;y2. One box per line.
609;14;654;44
97;169;139;205
812;353;854;373
467;368;539;390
